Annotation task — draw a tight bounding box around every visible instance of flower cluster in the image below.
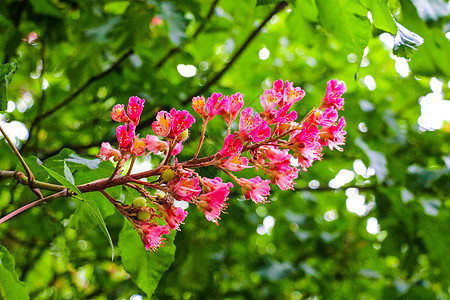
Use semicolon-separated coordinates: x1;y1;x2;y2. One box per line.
99;79;346;251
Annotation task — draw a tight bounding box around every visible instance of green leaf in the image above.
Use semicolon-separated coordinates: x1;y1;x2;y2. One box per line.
360;0;397;34
393;21;424;59
41;164;82;196
316;0;371;54
0;246;30;300
63;162;75;185
119;221;176;297
0;62;17;111
80;198;115;261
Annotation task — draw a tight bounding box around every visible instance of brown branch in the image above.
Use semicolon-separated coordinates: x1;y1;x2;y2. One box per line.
154;0;221;69
183;1;288;104
0;125;35;185
0;170;65;191
0;190;67;225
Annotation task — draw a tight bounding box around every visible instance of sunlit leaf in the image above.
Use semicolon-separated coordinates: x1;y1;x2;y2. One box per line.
393;21;424;59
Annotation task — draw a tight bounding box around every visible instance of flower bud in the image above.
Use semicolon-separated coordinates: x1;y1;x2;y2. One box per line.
133;197;146;208
177;129;189;142
137;211;151;220
155;191;166;199
161;168;175;182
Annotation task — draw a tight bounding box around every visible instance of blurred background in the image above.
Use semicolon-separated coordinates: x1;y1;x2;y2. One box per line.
0;0;449;299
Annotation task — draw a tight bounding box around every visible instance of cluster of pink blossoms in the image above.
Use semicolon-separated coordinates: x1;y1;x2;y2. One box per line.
99;79;347;251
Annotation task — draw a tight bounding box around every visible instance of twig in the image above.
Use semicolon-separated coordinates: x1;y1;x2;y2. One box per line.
0;170;65;191
0;190;67;225
0;125;35;184
183;1;289;104
193;120;208;159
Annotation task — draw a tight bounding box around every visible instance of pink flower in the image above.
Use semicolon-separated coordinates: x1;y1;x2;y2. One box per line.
98;142;121;161
162;205;188;230
171;142;183;156
320;117;346;151
168;175;201;202
169;108;195;137
111;104;130;123
282;80;305;107
266;165;298;190
192;96;206;118
222;154;251;172
131;137;147;156
152;111;172;137
145;134;169;154
290;125;323;171
116;123;135;149
271;104;297;124
321;79;346;110
206;93;225;121
237;176;271;203
220;92;244;123
238;107;271;142
218;134;243;158
127;96;145;126
260;88;282;114
140;223;170;251
198;177;233;224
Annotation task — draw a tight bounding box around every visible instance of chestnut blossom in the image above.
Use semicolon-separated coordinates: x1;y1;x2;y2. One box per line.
321;79;346;110
127;96;145;125
167;175;202;202
111;104;130;123
138;222;170;251
218;134;243;158
98;142;121;161
99;78;347;251
198;177;233;224
237;176;272;203
116;123;135;149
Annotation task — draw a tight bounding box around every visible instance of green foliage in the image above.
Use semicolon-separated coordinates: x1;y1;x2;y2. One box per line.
119;222;176;297
0;0;449;299
0;62;17;111
0;246;29;300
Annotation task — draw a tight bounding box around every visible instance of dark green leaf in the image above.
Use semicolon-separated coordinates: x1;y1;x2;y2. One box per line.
256;0;281;6
159;2;188;46
118;221;176;297
0;246;29;300
0;62;17;111
316;0;371;54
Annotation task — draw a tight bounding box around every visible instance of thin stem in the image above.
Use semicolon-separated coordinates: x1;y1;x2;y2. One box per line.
0;170;65;191
193;120;208;159
0;190;67;225
108;159;123;181
126;156;136;176
0;125;35;184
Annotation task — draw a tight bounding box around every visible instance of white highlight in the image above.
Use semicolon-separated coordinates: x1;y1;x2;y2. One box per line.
366;217;380;234
263;215;275;234
353;159;367;176
177;64;197;78
418;77;450;130
363;75;376;91
259;47;270;60
329;169;355;189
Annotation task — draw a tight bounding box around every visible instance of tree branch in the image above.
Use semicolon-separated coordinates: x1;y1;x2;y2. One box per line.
183;1;288;104
0;190;67;225
0;125;35;184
